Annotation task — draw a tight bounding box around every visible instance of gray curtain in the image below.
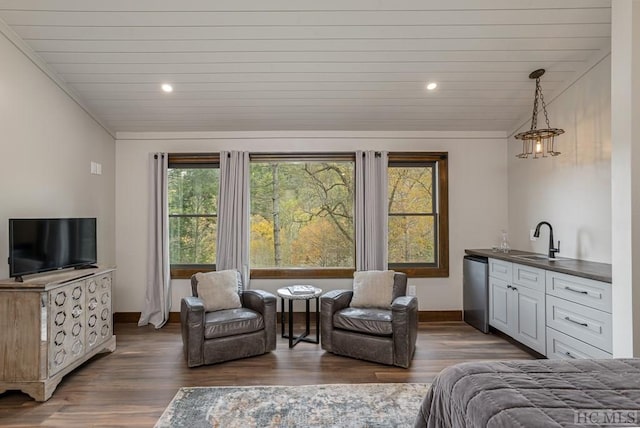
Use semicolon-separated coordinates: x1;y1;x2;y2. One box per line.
216;151;250;289
139;153;171;328
355;150;389;271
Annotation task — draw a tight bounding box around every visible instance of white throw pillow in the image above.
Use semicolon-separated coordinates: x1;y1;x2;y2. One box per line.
350;270;395;309
195;270;242;312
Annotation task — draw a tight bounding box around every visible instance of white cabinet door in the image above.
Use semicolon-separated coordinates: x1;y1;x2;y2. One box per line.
513;285;546;354
489;276;512;334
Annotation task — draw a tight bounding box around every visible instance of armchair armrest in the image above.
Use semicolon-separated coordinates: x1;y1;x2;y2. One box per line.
242;290;277;351
182;295;205;314
181;296;205;367
321;289;353;312
391;295;418;368
242;289;276;315
391;295;417;313
320;290;353;352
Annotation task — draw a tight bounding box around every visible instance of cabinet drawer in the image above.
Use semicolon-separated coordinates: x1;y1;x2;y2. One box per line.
546;295;612;353
489;258;512;282
513;263;545;293
546;327;611;359
546;271;611;313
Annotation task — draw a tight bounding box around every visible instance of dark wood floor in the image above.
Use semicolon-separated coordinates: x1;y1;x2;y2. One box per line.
0;322;535;427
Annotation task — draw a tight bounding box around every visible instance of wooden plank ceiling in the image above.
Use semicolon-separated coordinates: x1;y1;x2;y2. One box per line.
0;0;611;133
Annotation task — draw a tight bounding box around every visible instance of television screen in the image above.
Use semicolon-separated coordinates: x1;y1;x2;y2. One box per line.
9;218;97;278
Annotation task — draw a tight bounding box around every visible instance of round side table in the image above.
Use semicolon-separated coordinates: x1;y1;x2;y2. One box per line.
276;286;322;348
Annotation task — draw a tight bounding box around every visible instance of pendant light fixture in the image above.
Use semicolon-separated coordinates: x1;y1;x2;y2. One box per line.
514;69;564;159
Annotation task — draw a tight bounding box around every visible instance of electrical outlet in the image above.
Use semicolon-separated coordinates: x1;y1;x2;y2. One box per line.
530;229;537;241
407;285;416;296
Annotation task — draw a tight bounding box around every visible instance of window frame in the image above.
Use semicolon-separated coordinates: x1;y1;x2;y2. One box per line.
387;152;449;278
168;153;220;279
168;151;448;280
249;152;356;279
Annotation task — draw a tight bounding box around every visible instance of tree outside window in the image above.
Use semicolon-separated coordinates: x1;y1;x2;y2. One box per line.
250;157;355;276
167;152;447;279
388;153;449;277
168;155;220;275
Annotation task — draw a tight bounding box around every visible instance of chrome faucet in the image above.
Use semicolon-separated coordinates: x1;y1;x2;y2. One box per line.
533;221;560;258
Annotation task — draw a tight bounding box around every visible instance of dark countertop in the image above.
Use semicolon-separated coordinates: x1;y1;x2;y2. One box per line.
465;249;612;283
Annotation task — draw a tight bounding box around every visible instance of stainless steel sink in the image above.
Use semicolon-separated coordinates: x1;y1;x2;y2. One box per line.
513;254;571;262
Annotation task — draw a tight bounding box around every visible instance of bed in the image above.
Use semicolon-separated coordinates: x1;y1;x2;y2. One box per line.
415;359;640;428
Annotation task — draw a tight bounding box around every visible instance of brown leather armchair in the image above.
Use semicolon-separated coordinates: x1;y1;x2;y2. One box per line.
180;273;276;367
320;272;417;368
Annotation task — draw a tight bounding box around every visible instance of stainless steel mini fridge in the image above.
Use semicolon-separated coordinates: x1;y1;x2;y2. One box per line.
463;255;489;333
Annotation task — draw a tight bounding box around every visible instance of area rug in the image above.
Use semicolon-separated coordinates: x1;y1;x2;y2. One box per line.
155;383;430;428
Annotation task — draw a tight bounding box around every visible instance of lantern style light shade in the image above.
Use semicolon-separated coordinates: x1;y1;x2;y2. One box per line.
514;69;564;159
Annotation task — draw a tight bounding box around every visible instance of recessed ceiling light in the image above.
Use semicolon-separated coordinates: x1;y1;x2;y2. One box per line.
161;83;173;93
426;82;438;91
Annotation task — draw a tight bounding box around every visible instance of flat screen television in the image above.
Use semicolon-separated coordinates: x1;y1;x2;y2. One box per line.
9;218;97;279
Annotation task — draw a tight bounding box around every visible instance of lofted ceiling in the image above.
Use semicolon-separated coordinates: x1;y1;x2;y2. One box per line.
0;0;611;134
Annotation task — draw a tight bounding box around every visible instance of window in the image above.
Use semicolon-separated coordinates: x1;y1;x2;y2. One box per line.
168;154;220;278
167;151;448;279
388;153;449;277
249;154;355;278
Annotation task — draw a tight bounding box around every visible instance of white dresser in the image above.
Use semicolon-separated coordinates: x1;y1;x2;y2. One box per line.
0;268;116;401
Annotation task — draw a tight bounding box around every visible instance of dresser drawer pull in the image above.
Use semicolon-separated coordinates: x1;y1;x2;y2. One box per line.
565;286;588;295
565;351;576;359
564;316;588;327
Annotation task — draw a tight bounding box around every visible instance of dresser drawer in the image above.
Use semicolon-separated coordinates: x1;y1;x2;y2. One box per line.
546;271;611;313
546;327;612;359
489;258;512;282
513;263;545;293
546;295;612;353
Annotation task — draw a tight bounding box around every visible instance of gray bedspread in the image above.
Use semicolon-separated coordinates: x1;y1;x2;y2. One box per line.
415;359;640;428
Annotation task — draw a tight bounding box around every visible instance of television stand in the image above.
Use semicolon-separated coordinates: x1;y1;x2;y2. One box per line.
75;264;99;270
61;272;94;283
0;267;116;401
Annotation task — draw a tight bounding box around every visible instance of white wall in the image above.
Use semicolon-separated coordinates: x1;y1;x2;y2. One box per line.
0;33;116;279
611;0;640;357
115;131;508;313
507;55;612;263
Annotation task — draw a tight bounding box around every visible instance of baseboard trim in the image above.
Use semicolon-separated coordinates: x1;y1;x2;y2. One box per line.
114;310;462;324
418;310;462;322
